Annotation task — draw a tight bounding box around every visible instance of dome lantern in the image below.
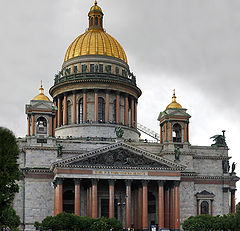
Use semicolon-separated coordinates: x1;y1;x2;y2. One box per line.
88;1;104;30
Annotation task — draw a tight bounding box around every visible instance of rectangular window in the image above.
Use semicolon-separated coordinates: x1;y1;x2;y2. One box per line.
90;64;95;73
81;64;87;73
99;64;103;73
106;65;112;73
115;66;119;75
73;66;78;74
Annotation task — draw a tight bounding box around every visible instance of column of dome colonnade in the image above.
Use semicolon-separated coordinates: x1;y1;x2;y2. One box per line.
53;91;138;127
53;178;181;230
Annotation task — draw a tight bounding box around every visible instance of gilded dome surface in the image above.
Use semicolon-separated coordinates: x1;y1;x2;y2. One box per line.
166;90;182;110
64;30;128;63
33;83;50;101
64;2;127;63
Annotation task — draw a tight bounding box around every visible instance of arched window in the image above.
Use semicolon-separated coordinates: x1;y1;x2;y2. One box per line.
36;117;47;134
67;100;72;124
98;97;105;122
113;99;116;123
78;98;83;124
95;17;98;25
201;201;209;214
173;123;182;142
91;17;93;26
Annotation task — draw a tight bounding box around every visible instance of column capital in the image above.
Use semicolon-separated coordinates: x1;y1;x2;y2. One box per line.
63;92;68;97
105;89;111;94
231;188;237;193
115;90;120;95
72;90;77;94
157;180;165;186
142;180;149;186
125;179;132;186
91;178;99;185
174;180;180;187
74;179;81;185
56;178;63;185
108;179;115;185
94;89;99;93
82;89;87;93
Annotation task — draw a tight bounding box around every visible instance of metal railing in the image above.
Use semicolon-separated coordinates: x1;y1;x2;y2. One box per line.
137;123;160;142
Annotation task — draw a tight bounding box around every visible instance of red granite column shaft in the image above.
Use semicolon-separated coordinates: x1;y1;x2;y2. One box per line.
125;180;132;229
158;181;164;229
92;179;98;218
231;189;236;213
137;186;142;230
89;186;92;217
27;116;30;136
63;94;67;125
131;98;134;127
53;116;56;137
32;115;35;136
169;185;175;230
56;178;63;215
134;100;137;128
142;181;148;231
94;91;98;122
184;123;187;142
54;183;57;216
109;180;115;218
116;93;120;123
164;186;170;228
83;91;87;122
54;100;57;128
74;179;81;216
49;116;53;137
124;95;128;125
169;122;172;141
57;97;62;127
106;91;110;123
164;123;167;142
73;92;77;124
174;181;180;229
86;187;89;217
134;189;138;229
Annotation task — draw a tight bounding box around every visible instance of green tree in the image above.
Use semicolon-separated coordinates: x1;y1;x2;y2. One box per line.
0;127;21;219
0;206;20;229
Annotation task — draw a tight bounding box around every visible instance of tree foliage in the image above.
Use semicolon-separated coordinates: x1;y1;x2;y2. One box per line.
0;206;20;229
183;204;240;231
0;127;21;221
35;213;122;231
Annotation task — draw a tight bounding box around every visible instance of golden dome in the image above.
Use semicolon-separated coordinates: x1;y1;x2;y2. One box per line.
33;82;50;101
64;30;128;63
166;89;182;110
64;2;128;63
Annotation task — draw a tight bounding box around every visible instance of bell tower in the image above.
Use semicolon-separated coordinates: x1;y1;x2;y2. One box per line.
26;82;56;142
158;90;191;150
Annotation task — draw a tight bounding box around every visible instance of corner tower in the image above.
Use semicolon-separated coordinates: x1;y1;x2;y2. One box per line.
158;90;191;150
49;2;141;141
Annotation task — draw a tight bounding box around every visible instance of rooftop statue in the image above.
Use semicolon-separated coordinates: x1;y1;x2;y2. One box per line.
115;127;124;138
210;130;227;148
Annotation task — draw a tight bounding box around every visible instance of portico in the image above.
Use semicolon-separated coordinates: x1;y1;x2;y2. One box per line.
52;142;184;231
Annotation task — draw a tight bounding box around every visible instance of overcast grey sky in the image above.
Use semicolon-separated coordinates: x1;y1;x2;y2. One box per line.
1;0;240;200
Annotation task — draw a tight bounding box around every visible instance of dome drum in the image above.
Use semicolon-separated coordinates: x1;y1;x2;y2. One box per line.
55;123;140;141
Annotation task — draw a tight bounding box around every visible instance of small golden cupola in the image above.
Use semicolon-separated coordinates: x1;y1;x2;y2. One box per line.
166;89;182;110
88;1;104;29
33;81;50;101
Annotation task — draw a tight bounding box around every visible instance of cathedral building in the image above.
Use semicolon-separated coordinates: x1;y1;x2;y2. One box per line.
14;2;238;231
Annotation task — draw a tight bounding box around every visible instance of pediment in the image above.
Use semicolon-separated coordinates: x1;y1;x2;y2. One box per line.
53;142;186;171
30;101;53;110
158;108;191;121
